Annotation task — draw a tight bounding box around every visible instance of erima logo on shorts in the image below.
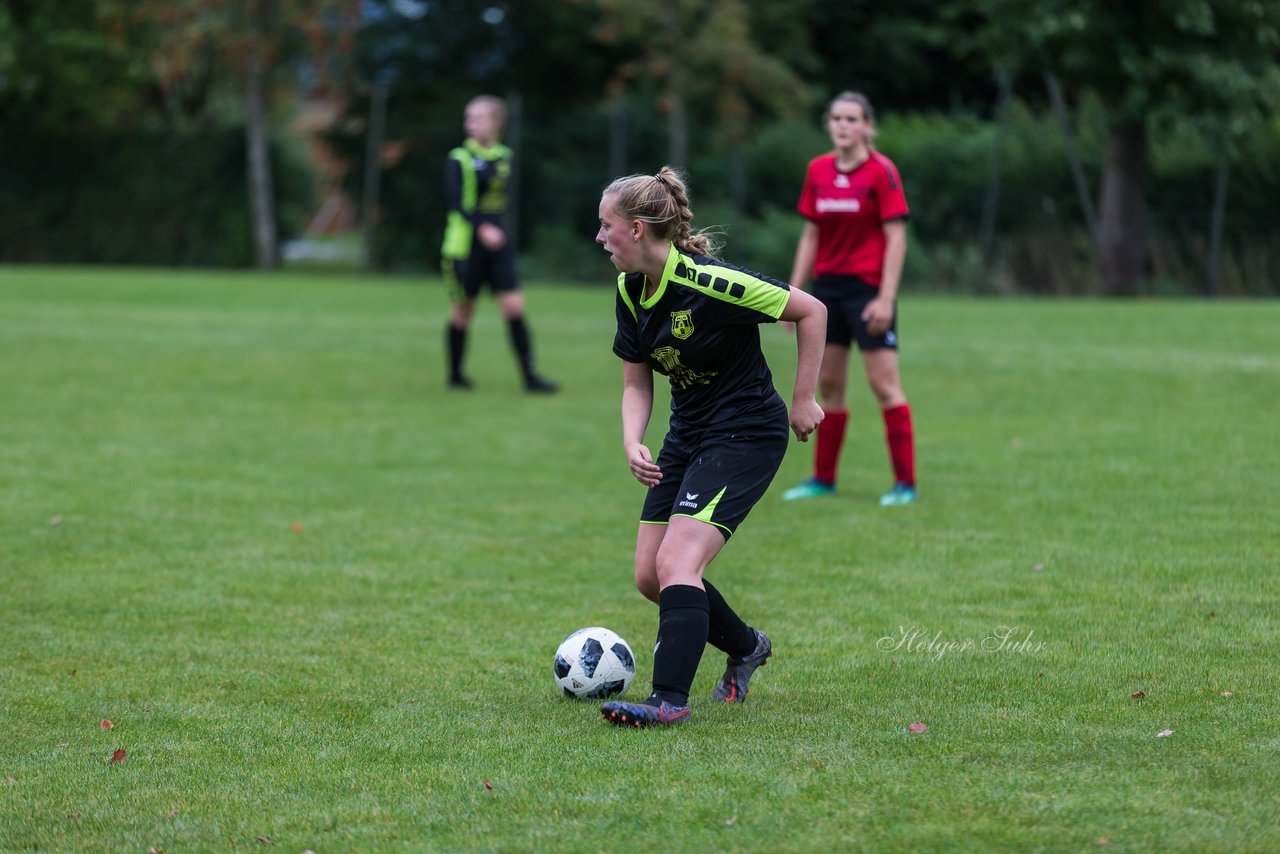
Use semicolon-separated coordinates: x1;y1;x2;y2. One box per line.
678;492;700;509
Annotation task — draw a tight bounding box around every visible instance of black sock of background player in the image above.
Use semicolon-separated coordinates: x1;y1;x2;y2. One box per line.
703;579;757;659
446;323;467;382
506;316;536;380
648;584;709;707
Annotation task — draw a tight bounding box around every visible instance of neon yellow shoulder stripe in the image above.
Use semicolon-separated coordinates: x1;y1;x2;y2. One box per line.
672;254;789;319
617;273;637;320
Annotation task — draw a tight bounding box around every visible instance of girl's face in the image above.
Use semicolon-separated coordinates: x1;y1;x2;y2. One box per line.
596;195;640;272
464;103;501;146
827;100;871;151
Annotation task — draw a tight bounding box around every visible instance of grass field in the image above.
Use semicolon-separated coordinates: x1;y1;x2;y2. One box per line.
2;266;1278;852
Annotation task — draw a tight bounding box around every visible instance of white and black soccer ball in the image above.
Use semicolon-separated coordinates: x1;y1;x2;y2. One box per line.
554;627;636;699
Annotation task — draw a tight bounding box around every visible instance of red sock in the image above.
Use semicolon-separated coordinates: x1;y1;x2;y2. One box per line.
882;403;915;487
814;409;849;485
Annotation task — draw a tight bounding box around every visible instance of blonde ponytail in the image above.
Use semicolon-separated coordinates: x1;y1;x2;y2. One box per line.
601;166;720;258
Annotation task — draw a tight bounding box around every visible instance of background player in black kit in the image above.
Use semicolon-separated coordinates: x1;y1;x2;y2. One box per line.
594;167;827;728
440;95;557;393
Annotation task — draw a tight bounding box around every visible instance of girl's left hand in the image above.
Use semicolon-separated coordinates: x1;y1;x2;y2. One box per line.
790;399;825;442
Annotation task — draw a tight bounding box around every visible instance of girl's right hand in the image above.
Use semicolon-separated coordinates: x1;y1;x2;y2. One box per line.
626;443;662;487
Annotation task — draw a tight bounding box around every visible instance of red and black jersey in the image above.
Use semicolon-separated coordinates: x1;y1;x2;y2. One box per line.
796;151;909;285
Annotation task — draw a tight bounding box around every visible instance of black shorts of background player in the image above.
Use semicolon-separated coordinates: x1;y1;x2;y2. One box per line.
594;166;828;728
440;95;557;393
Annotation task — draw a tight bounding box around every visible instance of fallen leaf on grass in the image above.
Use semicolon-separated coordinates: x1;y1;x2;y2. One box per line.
1130;690;1145;700
1033;563;1045;572
1156;729;1173;738
1096;839;1109;846
291;522;305;532
255;836;274;846
111;748;127;763
1221;691;1233;697
149;848;165;854
482;780;493;790
4;775;16;784
50;516;63;525
725;815;737;827
908;722;927;734
100;719;114;730
168;808;180;819
67;813;81;821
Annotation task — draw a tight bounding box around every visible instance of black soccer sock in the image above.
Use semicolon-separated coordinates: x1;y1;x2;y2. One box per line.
649;584;709;708
506;315;536;380
447;323;468;381
703;579;758;659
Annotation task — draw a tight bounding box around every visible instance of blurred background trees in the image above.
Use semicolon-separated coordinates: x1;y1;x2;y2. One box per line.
2;0;1277;294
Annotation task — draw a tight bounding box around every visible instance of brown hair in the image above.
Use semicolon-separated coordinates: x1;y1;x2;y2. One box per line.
825;91;878;148
601;166;720;258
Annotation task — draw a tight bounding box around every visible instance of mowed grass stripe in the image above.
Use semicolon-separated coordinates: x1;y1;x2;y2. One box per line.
2;266;1277;851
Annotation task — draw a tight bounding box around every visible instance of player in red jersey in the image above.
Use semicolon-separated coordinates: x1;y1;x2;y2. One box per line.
782;91;917;506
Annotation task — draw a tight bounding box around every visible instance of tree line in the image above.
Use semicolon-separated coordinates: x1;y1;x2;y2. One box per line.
2;0;1278;295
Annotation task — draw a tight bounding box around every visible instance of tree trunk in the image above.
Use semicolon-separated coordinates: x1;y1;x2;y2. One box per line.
980;69;1013;270
361;80;389;271
1098;120;1147;294
505;89;523;249
608;94;628;179
1204;152;1230;298
1044;71;1101;251
730;142;747;216
245;53;278;269
667;74;688;171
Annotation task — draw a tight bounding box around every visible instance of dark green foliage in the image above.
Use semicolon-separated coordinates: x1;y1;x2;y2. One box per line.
715;105;1280;295
0;130;312;267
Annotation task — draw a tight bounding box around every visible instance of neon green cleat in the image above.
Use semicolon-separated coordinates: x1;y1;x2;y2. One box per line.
782;478;836;501
879;483;917;507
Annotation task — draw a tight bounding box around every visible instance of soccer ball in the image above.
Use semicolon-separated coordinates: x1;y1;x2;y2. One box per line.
554;627;636;699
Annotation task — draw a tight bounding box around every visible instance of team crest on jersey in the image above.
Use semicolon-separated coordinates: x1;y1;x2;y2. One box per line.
670;310;694;340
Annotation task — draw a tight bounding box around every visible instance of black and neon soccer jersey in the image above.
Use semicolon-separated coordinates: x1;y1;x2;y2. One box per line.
613;244;791;439
441;138;512;260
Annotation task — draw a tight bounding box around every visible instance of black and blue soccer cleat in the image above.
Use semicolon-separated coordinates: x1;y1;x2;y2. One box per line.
713;629;772;703
600;699;691;727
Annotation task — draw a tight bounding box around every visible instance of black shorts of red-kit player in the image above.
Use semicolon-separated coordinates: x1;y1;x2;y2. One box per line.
703;579;757;658
649;584;710;707
813;275;898;351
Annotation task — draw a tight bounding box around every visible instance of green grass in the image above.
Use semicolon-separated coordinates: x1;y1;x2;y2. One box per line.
2;266;1278;852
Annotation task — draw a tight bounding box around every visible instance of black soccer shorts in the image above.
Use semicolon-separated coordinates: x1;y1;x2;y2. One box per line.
640;427;789;540
443;243;519;301
813;275;899;351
